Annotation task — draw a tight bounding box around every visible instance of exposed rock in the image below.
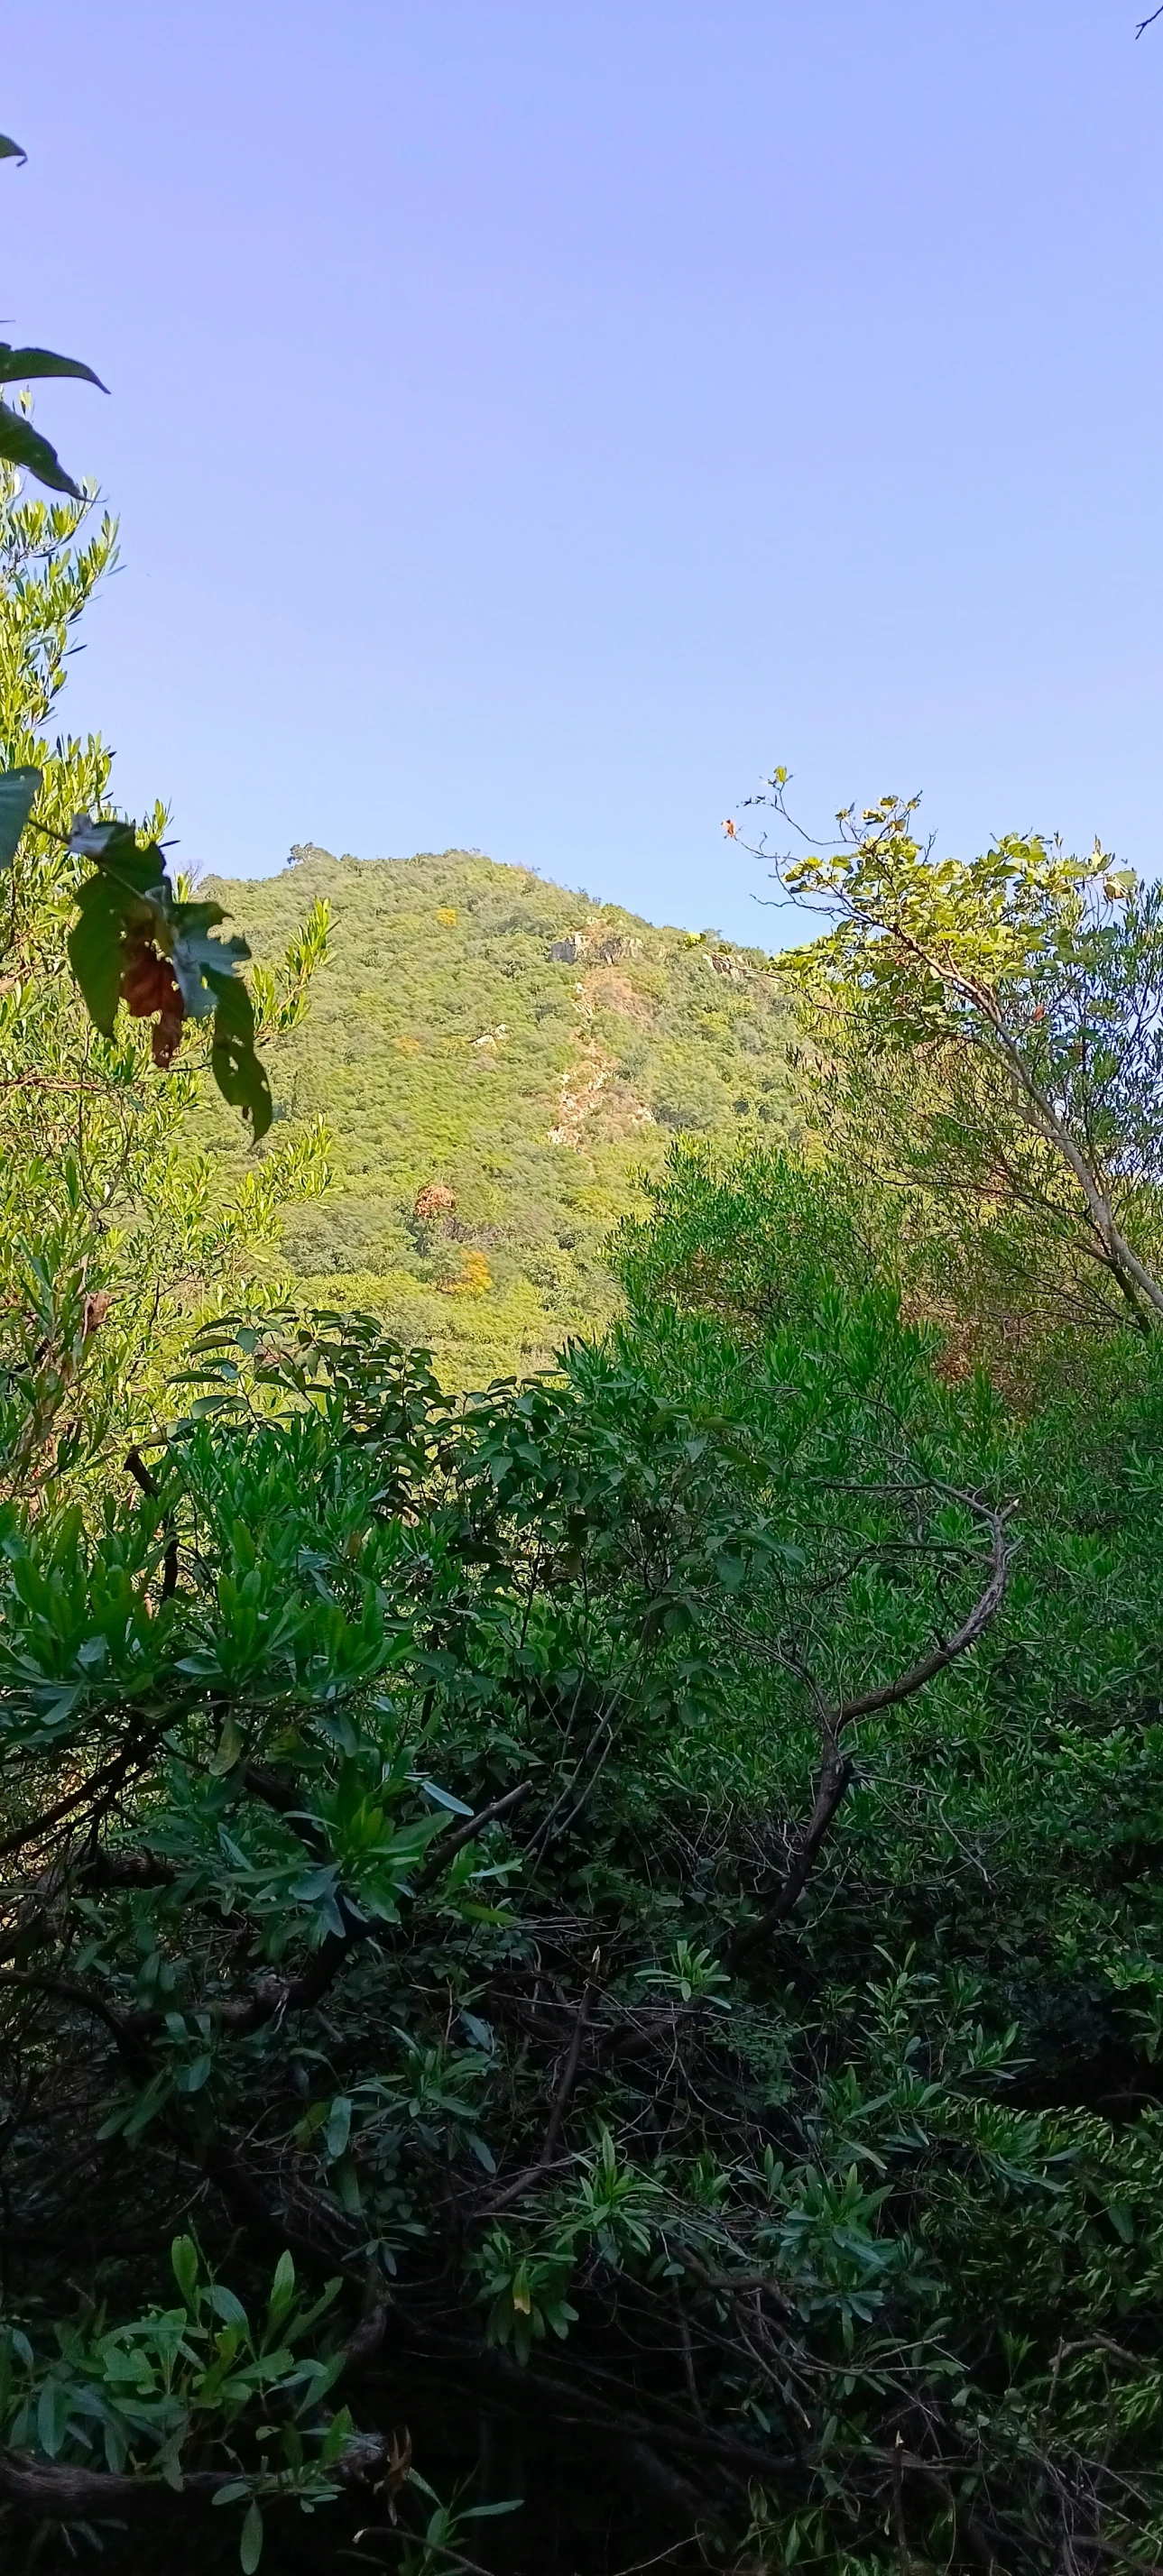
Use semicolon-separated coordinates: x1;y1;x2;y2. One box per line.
549;1043;613;1148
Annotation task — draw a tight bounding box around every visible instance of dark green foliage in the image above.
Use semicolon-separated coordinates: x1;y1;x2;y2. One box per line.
198;849;799;1382
4;1185;1163;2568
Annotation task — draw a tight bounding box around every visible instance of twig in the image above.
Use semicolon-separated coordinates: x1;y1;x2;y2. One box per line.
540;1976;595;2166
125;1444;180;1596
411;1780;532;1894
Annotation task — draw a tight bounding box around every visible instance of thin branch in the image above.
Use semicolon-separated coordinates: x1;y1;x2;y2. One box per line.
0;2422;389;2521
411;1778;532;1894
0;1740;154;1858
727;1499;1015;1965
540;1976;595;2167
833;1497;1014;1723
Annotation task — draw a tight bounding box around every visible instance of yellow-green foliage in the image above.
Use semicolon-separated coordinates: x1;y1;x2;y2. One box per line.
198;848;798;1384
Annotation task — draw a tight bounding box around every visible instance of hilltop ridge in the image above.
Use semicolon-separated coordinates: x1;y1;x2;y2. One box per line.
200;847;798;1382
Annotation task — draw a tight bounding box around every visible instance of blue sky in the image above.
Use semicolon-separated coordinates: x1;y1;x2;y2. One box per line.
5;3;1162;943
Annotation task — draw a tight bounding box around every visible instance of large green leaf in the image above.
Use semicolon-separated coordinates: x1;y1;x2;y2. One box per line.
0;343;107;392
70;814;167;898
67;871;134;1034
0;400;80;498
208;969;272;1137
0;134;26;165
0;764;41;869
171;901;249;1024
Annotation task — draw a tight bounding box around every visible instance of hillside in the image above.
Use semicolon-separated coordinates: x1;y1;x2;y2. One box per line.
200;847;799;1382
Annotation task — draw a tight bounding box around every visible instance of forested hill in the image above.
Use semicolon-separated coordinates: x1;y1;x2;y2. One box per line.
200;846;798;1382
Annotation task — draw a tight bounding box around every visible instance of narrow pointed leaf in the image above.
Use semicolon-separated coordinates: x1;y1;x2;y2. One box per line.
0;344;107;391
171;2235;199;2309
240;2499;263;2572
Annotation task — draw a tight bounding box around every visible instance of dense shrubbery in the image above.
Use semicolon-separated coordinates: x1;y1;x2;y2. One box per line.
4;1164;1163;2570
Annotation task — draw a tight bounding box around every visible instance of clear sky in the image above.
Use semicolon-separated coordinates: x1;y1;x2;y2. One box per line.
5;3;1162;943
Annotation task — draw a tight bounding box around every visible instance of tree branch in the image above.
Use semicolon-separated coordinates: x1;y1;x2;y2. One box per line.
411;1778;532;1893
727;1499;1014;1965
0;2426;389;2521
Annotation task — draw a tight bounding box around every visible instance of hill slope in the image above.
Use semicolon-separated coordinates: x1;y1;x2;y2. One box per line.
201;848;798;1383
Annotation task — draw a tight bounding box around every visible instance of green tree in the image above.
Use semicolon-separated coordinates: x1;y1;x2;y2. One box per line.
740;777;1163;1344
0;468;331;1495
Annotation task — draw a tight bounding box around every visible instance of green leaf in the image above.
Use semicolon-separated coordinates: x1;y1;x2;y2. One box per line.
171;2234;199;2309
0;400;80;498
69;815;166;893
418;1778;475;1817
266;2249;295;2325
37;2378;71;2458
240;2498;263;2570
0;766;40;869
323;2095;352;2161
171;906;248;1020
334;2153;363;2213
208;2284;249;2328
209;1716;243;1776
211;1010;273;1140
0;344;107;392
68;872;134;1033
0;134;27;164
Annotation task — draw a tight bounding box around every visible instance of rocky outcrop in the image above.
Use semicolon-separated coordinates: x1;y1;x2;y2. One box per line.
549;930;643;966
